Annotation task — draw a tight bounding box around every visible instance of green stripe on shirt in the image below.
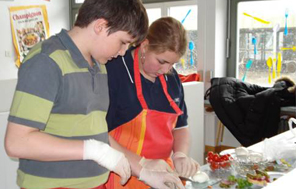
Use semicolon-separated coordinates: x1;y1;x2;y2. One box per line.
17;169;109;189
44;111;108;136
10;91;53;125
50;50;89;75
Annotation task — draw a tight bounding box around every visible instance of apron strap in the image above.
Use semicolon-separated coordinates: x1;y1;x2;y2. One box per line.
134;47;148;109
134;47;183;116
159;75;183;116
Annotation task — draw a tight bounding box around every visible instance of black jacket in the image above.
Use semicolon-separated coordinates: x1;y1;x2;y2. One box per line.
205;77;296;147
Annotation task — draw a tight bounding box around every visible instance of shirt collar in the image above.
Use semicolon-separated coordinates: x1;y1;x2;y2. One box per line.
57;29;89;68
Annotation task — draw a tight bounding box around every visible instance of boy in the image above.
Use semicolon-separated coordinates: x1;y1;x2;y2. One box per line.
4;0;148;188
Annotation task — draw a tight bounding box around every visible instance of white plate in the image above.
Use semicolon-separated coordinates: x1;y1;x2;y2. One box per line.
203;171;286;189
267;171;285;182
220;149;236;156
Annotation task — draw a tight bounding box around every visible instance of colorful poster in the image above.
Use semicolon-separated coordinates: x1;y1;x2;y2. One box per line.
9;5;50;67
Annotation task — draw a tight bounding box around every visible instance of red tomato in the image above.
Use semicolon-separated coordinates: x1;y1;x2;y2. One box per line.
207;151;214;159
210;162;220;170
221;162;230;168
220;155;229;161
213;154;220;162
207;158;213;163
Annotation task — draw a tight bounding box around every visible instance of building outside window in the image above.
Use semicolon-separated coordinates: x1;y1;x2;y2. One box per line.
228;0;296;86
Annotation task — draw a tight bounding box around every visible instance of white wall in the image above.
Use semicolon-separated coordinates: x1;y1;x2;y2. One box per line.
183;82;204;164
198;0;241;147
0;79;18;189
0;1;69;188
0;0;70;80
197;0;227;89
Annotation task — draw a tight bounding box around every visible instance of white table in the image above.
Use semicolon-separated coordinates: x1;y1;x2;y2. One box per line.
249;128;296;188
186;128;296;188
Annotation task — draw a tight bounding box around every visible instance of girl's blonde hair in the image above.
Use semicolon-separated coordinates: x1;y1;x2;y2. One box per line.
146;17;187;57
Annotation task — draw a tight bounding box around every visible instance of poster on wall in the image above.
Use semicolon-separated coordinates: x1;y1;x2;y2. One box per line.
9;5;50;67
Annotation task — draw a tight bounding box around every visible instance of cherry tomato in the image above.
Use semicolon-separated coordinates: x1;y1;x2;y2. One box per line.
213;154;220;162
220;155;229;161
210;162;220;170
221;162;230;168
207;151;214;159
207;157;213;163
226;154;231;157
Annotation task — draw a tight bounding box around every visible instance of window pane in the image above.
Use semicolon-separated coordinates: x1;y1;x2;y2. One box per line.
237;0;296;86
168;5;198;75
75;0;84;4
146;8;161;25
169;6;197;31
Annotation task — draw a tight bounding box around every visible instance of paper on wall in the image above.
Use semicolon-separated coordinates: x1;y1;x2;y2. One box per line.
9;5;50;67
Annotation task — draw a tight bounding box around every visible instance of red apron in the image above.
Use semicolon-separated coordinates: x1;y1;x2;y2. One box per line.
105;48;183;189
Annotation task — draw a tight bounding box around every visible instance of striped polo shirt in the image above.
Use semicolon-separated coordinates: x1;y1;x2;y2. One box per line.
8;29;110;189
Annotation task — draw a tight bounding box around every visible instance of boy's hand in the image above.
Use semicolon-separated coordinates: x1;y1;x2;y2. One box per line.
83;139;131;185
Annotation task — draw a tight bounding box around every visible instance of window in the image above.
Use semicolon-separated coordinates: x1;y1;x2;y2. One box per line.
69;0;82;27
69;0;198;75
146;8;162;25
145;1;198;75
74;0;84;3
228;0;296;86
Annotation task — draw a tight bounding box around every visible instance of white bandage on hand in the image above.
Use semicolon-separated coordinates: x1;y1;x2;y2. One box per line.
83;139;131;185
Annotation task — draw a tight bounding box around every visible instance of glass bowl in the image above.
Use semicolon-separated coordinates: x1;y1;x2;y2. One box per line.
232;152;269;176
206;157;233;179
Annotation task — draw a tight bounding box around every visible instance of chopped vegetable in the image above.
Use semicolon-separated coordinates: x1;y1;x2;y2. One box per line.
228;175;236;182
219;175;253;189
219;180;232;188
280;158;291;167
236;178;252;188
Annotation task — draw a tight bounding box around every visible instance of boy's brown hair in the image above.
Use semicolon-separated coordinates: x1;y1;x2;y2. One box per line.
75;0;148;45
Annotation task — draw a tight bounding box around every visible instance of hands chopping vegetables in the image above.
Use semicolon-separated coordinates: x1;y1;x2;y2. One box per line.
172;152;200;178
139;157;185;189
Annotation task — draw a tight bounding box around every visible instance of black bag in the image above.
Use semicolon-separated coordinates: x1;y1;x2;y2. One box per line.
205;77;295;147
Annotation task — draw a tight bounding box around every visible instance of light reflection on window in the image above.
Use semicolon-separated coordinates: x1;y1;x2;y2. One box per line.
75;0;84;4
146;8;161;25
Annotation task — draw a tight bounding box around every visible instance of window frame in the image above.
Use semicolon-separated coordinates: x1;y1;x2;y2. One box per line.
69;0;199;75
69;0;196;28
69;0;82;28
144;0;197;17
